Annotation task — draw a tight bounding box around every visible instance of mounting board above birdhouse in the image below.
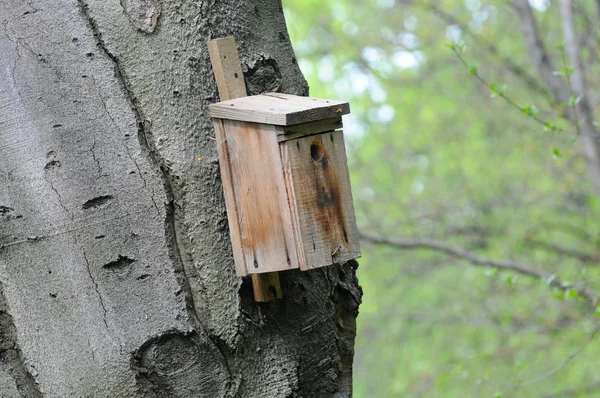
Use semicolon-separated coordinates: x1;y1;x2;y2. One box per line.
210;93;361;277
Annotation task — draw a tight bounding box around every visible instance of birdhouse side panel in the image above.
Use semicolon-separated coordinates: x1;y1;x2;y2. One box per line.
280;130;361;271
221;120;300;274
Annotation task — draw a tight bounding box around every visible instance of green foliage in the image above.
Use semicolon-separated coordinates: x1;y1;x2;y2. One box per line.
285;0;600;396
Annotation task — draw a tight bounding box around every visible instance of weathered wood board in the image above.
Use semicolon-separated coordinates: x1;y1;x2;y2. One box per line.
280;130;361;270
209;93;350;126
208;36;283;301
213;118;247;276
207;37;247;101
278;117;343;142
220;119;299;275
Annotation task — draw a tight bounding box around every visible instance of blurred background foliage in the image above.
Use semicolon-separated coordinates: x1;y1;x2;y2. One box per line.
284;0;600;397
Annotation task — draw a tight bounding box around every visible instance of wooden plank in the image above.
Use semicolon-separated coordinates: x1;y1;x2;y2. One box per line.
208;37;283;301
208;93;350;125
207;37;247;101
252;273;283;302
278;117;343;142
280;130;361;270
224;120;299;274
213;119;247;276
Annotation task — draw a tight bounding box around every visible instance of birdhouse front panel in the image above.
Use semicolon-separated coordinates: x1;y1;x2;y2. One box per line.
280;129;360;270
210;93;361;277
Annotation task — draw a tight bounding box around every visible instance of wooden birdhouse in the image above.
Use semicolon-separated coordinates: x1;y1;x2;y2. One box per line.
209;93;361;277
207;36;360;301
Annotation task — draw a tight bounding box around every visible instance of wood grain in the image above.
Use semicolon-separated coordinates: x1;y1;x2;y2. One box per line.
224;120;299;274
209;93;350;125
207;37;247;101
280;130;361;270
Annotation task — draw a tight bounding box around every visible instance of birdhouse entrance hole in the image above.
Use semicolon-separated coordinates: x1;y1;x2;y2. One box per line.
310;142;325;162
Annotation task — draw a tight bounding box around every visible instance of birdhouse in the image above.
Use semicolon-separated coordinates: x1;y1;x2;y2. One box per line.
209;93;361;277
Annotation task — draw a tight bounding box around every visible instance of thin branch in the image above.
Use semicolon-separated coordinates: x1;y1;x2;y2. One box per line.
542;381;600;398
558;49;581;137
514;323;600;387
526;238;600;264
428;3;552;101
359;231;597;306
512;0;570;104
451;46;567;134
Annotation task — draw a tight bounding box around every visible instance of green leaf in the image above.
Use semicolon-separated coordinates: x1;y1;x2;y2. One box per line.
543;122;554;132
568;94;581;106
514;360;528;370
468;64;478;75
521;106;539;118
505;274;517;285
489;83;500;97
448;41;465;54
485;268;498;277
556;42;564;51
595;306;600;316
552;148;565;158
494;392;503;398
561;66;575;77
564;289;578;300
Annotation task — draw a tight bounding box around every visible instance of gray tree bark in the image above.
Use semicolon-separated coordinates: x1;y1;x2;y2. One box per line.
0;0;362;397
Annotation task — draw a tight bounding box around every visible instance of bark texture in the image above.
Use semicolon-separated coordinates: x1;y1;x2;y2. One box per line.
0;1;362;397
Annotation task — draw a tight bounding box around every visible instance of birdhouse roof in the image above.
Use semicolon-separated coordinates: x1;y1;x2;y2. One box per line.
209;93;350;126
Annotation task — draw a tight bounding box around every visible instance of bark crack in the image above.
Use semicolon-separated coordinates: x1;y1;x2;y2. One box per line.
43;172;70;216
90;75;160;213
83;251;110;332
90;138;101;178
0;209;147;251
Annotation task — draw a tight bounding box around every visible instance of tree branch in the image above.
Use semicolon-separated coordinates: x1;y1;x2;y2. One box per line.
359;231;597;306
526;238;600;264
512;0;570;104
542;382;600;398
561;0;600;197
428;3;552;100
514;322;600;387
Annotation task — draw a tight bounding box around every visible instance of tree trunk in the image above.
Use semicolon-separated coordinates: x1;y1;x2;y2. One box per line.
0;1;361;397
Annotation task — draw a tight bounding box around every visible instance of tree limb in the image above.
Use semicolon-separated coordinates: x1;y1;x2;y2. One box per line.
561;0;600;197
542;382;600;398
514;322;600;387
512;0;570;104
359;231;597;306
428;3;552;100
526;238;600;264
